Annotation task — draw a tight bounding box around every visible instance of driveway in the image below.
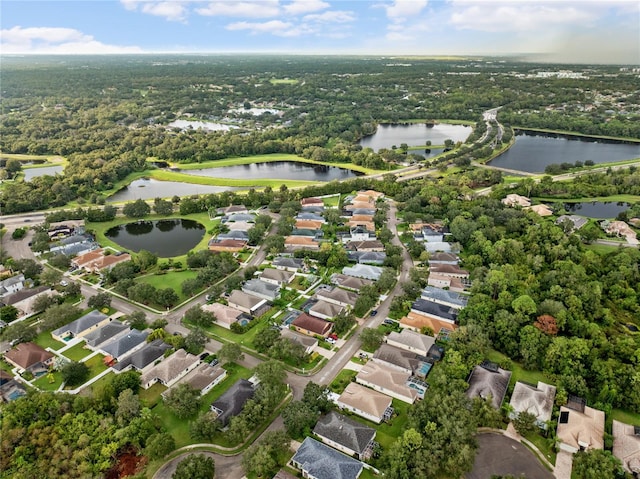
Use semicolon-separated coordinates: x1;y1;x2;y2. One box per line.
466;433;554;479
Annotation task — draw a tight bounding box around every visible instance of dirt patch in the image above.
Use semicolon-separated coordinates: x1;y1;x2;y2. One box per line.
105;446;148;479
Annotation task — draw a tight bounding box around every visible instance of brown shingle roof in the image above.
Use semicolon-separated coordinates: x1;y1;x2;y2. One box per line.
5;342;54;370
292;313;332;336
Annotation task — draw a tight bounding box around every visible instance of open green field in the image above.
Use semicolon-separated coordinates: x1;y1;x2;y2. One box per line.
0;152;67;165
585;243;625;255
34;330;65;351
61;342;91;361
136;270;198;302
269;78;299;85
150;168;318;189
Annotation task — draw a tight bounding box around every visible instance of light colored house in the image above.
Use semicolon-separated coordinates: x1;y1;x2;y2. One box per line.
281;329;318;355
296;212;325;223
330;274;373;292
427;273;467;293
427;252;459;265
0;274;25;298
372;344;422;375
527;204;554;216
399;311;458;335
295;219;324;230
342;264;383;281
292;313;333;338
242;278;280;301
313;411;376;460
502;194;531;208
424;241;453;254
227;290;269;316
386;329;435;357
2;286;54;315
350;240;385;252
509;381;556;429
259;268;294;287
208;239;247;253
4;342;54;374
316;287;358;308
272;256;304;272
309;300;344;320
348;251;386;265
356;362;419;404
99;329;149;361
429;264;469;280
602;220;639;245
420;287;468;309
51;310;110;342
141;349;200;389
336;382;393;424
225;213;256;223
227;221;254;232
419;225;445;243
612;420;640;475
284;236;320;251
466;361;512;409
71;248;132;272
217;205;248;216
201;303;244;329
557;402;605;453
347;220;375;231
173;362;227;396
292;437;364;479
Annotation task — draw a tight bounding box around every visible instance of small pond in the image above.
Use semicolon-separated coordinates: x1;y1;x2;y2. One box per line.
167;120;239;132
407;148;445;159
105;219;205;257
490;131;640;173
23;165;64;181
561;201;631;219
359;123;472;151
108;178;240;202
180;161;363;181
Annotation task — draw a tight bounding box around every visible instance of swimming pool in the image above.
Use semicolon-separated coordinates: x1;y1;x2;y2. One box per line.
417;362;432;377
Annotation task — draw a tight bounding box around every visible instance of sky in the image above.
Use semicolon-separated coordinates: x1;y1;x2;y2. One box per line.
1;0;639;63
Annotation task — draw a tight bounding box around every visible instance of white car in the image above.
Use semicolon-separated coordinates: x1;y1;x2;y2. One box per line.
60;280;69;287
326;337;337;345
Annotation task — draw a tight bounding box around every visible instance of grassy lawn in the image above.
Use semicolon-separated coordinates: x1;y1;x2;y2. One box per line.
84;354;109;379
152;362;252;448
34;330;65;351
523;429;557;466
585;243;623;255
288;276;310;291
610;408;640;426
197;316;270;349
374;399;410;450
87;372;114;396
270;78;299;85
34;371;63;391
323;195;340;207
151;168;318;189
136;270;198;303
329;369;357;394
139;382;167;408
61;342;91;361
0;359;15;374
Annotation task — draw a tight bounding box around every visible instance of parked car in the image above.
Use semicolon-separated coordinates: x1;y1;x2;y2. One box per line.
60;280;68;287
370;310;378;317
329;333;338;340
358;352;368;359
326;337;337;345
383;319;396;326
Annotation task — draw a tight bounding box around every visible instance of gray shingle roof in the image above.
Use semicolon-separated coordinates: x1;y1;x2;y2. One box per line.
52;310;108;338
84;320;129;347
373;343;422;373
466;362;512;409
112;339;171;371
292;437;364;479
242;279;280;299
411;299;458;322
313;411;376;456
210;378;255;427
272;257;303;270
420;287;468;308
101;329;149;359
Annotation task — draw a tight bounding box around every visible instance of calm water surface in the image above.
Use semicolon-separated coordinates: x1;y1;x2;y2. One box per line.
181;161;363;181
490;132;640;173
562;202;631;219
105;219;205;257
23;166;64;181
359;123;472;151
108;178;240;202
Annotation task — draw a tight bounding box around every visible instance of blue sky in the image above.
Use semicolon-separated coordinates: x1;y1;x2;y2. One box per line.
1;1;639;63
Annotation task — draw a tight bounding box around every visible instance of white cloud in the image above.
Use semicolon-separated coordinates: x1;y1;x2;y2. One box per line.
303;10;355;23
0;26;143;54
121;0;189;22
449;2;597;32
226;19;312;36
196;1;280;18
385;0;428;22
283;0;329;15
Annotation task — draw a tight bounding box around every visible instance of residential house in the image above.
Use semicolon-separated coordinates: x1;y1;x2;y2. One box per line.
217;230;250;242
427;252;460;266
347;220;375;232
1;285;52;315
290;228;323;239
217;205;248;216
210;378;256;427
330;274;373;292
225;213;256;223
285;236;320;251
556;215;588;231
350;208;376;216
49;237;96;257
348;251;386;265
208;239;247;253
420;286;468;309
0;274;25;298
141;349;200;389
313;411;376;460
0;371;27;402
342;264;383;281
291;437;364;479
336;382;393;424
309;300;344;320
602;220;639;245
527;204;554;217
296;212;325;223
502;194;531;208
296;219;324;230
4;342;54;374
341;225;375;243
612;420;640;475
227;221;254;232
281;329;318;355
427;273;467;293
418;225;445;243
386;329;435;357
51;310;110;342
372;344;423;376
292;313;333;338
47;223;74;239
99;329;149;361
227;290;270;317
399;311;458;337
356;362;420;403
172;362;227;396
72;248;129;272
112;339;172;372
242;278;280;301
424;241;453;254
509;381;557;429
358;190;384;201
557;398;605;453
466;361;512;409
83;320;130;348
410;299;458;325
201;303;245;329
350;240;385;252
260;268;294;287
316;287;358;309
301;197;324;208
345;201;375;212
272;256;304;272
429;264;470;280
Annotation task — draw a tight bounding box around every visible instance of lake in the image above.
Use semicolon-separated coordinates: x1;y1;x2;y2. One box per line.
562;201;631;219
180;161;363;181
167;120;239;132
359;123;472;151
23;165;64;181
105;219;205;257
108;178;240;202
490;131;640;173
